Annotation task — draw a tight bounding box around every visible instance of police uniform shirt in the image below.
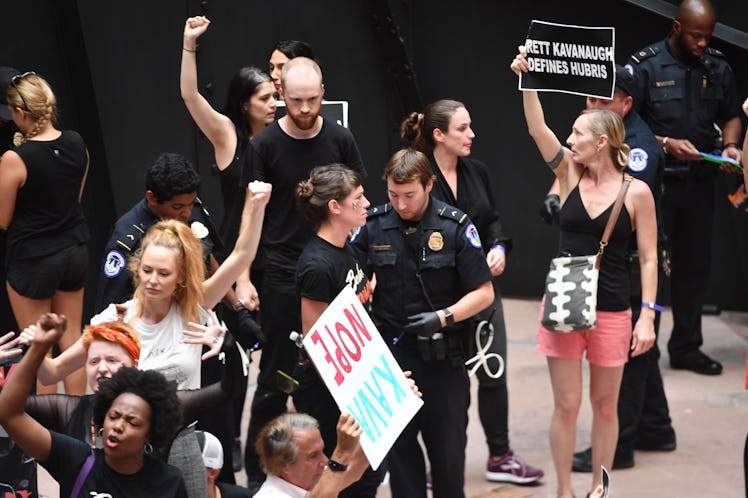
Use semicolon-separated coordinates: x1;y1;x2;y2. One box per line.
96;198;222;312
627;39;741;154
623;109;665;198
350;197;492;340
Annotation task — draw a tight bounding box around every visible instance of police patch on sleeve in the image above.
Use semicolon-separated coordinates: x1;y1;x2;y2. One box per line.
465;223;482;249
103;250;127;279
628;148;648;172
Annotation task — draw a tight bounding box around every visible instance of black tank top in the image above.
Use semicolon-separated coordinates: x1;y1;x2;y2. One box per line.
558;178;632;311
8;130;89;260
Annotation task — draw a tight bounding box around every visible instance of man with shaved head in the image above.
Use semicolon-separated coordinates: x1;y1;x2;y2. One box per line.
627;0;742;378
236;56;367;491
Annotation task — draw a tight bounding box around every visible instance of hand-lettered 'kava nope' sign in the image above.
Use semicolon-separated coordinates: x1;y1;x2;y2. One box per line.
303;285;423;470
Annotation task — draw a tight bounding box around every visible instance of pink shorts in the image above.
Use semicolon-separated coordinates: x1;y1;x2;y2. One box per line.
536;297;632;367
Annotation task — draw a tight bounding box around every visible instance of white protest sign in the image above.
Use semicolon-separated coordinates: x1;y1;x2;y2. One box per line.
302;285;423;470
520;20;616;98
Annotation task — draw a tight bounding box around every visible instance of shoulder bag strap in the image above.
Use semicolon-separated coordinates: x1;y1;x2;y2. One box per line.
70;449;96;498
595;174;633;269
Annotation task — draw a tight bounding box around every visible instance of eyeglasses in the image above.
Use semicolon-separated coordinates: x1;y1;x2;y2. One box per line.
10;71;36;111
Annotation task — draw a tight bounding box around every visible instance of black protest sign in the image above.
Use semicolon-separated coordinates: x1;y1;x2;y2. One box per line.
519;20;615;98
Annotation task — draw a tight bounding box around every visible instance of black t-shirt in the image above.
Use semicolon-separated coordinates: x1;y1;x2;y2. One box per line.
248;119;366;272
42;431;188;498
429;156;512;253
297;234;371;304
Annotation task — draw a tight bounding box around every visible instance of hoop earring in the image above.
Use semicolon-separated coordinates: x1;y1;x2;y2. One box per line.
144;443;153;455
98;428;104;437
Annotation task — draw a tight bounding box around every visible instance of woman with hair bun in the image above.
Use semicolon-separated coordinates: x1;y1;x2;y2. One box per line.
292;164;383;497
401;99;544;485
0;71;89;395
511;47;657;498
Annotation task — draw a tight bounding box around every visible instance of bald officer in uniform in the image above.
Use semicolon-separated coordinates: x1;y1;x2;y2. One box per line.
627;0;742;376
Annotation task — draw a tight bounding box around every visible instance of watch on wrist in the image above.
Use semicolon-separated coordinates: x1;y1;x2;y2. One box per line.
443;308;455;326
232;299;247;312
327;459;348;472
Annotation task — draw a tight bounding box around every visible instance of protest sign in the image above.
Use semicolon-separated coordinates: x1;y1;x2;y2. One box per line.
302;285;423;470
520;20;615;98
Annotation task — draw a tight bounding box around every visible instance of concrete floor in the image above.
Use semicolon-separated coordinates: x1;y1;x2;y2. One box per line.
38;297;748;497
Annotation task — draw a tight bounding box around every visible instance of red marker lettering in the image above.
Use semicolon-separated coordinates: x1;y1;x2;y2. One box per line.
310;329;344;385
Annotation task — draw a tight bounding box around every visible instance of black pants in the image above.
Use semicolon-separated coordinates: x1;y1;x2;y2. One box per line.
388;347;469;498
196;348;236;484
474;283;509;457
616;288;674;457
244;270;301;483
292;362;383;497
662;173;715;358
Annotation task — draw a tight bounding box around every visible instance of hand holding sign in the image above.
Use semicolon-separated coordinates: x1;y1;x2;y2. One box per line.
302;286;423;470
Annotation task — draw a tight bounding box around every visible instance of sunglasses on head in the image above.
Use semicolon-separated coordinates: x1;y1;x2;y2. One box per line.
9;71;36;111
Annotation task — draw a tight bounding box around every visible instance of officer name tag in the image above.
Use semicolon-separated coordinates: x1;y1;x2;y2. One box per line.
372;245;391;251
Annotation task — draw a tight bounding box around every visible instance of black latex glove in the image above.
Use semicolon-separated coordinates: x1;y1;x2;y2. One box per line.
540;194;561;224
235;308;266;349
404;311;441;337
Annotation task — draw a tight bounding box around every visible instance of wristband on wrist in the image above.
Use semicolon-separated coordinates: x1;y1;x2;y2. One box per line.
327;459;348;472
183;46;196;52
641;302;664;312
661;136;669;152
491;244;506;253
724;142;740;150
232;299;247;312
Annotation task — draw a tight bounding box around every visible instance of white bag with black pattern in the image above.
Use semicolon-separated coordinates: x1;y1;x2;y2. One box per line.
542;255;599;332
541;174;633;333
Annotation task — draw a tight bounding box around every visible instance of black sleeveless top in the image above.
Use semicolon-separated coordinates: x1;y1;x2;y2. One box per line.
558;179;632;311
8;130;89;260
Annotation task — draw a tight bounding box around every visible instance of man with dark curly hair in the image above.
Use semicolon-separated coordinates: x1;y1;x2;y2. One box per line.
96;152;222;311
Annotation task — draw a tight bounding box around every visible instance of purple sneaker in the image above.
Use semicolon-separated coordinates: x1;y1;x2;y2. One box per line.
485;449;544;484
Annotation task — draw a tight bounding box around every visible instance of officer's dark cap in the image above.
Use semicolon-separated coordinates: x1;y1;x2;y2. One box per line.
614;64;634;97
0;66;21;121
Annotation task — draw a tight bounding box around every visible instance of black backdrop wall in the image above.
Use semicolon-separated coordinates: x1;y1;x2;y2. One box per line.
1;0;747;323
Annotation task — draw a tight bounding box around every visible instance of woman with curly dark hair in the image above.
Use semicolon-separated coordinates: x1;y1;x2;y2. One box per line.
0;313;187;497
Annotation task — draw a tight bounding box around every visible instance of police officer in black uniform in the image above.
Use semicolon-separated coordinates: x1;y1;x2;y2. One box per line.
97;152;223;311
351;149;494;498
565;65;675;471
627;0;743;376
